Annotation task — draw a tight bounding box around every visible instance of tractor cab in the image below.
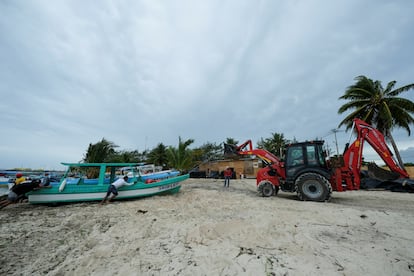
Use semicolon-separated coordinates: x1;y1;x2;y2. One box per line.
283;141;329;187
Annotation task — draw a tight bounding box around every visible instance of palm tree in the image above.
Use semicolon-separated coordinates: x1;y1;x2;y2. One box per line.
83;138;118;163
257;132;288;158
82;138;118;178
195;142;223;162
147;143;169;169
225;137;239;146
338;75;414;167
111;150;141;163
167;137;195;172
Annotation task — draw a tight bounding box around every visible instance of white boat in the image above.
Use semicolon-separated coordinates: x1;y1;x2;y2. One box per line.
0;176;14;190
123;164;180;183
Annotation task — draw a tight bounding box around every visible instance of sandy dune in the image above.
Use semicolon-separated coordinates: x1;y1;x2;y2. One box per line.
1;178;414;275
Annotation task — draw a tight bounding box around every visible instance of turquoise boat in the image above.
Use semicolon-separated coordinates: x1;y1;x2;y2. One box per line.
58;164;181;185
27;162;188;204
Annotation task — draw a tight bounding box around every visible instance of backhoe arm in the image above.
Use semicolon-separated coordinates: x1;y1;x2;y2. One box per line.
224;140;281;165
343;119;409;184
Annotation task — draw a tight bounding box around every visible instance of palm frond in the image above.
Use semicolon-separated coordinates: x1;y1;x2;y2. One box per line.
338;76;414;137
383;80;397;94
388;83;414;96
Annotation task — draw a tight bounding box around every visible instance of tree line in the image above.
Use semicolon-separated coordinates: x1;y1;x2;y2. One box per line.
83;75;414;172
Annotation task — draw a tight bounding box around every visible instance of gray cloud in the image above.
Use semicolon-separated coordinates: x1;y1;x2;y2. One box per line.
0;0;413;169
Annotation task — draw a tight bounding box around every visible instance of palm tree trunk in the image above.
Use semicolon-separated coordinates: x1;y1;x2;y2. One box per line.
387;133;406;170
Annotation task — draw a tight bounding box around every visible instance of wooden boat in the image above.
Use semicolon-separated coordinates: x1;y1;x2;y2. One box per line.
27;162;189;204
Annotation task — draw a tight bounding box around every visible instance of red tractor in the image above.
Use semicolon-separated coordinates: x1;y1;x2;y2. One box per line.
224;118;413;201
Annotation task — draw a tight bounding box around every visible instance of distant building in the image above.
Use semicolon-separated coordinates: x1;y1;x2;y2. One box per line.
197;157;263;179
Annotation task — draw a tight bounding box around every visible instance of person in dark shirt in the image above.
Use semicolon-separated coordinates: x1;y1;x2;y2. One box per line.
223;167;233;188
41;173;51;187
0;179;46;209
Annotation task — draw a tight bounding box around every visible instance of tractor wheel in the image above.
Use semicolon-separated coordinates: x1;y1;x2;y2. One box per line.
258;181;275;197
295;173;332;202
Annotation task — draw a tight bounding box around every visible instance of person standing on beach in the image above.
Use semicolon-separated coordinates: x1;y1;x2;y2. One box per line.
224;167;232;188
100;175;134;204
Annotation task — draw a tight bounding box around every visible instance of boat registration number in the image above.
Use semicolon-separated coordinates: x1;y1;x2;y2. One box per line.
158;182;180;191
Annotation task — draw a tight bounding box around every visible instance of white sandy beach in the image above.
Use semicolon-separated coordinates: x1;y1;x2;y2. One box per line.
1;178;414;275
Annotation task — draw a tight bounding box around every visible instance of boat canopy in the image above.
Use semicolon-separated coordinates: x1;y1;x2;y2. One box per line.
60;163;140;185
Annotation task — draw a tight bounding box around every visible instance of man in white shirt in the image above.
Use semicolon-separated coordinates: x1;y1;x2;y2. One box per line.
100;175;133;204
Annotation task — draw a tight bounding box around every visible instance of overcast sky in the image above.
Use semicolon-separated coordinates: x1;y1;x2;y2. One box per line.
1;0;414;170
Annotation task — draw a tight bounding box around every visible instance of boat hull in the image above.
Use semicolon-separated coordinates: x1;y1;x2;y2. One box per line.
28;174;189;204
